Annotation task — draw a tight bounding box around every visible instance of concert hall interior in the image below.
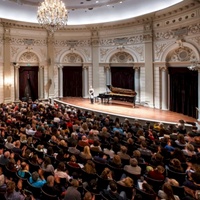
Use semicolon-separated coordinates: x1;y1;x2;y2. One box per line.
0;0;200;199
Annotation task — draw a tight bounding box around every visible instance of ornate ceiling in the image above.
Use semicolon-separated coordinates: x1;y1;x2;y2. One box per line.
0;0;183;25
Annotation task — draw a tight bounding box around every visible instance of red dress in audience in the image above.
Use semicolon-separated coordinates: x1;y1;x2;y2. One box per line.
148;169;165;181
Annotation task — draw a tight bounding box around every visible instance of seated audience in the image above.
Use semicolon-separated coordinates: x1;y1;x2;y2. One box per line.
124;158;141;175
64;179;81;200
158;182;180;200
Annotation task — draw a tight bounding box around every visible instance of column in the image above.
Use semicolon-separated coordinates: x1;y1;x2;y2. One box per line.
160;66;168;110
59;65;63;98
104;65;110;86
91;30;100;94
47;33;55;98
14;64;20;101
83;65;88;98
134;66;140;103
3;27;12;103
198;69;200;121
144;31;154;107
39;66;44;99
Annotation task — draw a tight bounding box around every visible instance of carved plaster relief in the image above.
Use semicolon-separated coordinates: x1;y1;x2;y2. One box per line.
100;35;143;46
54;39;90;47
10;37;46;46
100;48;111;60
19;52;39;63
154;43;167;60
166;47;196;62
11;46;19;57
54;48;63;58
189;36;200;46
110;52;134;63
132;45;144;61
62;53;83;63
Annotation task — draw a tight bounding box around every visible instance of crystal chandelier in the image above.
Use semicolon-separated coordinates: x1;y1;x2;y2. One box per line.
187;60;200;71
37;0;68;33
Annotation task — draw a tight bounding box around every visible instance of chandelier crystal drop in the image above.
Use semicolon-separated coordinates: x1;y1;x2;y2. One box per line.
37;0;68;33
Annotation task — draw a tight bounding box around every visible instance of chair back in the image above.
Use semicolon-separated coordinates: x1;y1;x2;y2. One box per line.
144;175;164;193
41;188;58;200
171;185;186;199
166;167;186;185
93;159;107;175
26;180;41;199
116;181;134;199
96;174;111;190
81;168;97;183
135;187;157;200
123;170;141;184
107;164;123;181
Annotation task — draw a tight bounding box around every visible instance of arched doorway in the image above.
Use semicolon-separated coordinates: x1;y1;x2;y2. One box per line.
62;53;83;97
110;52;135;89
17;52;39;101
166;47;198;118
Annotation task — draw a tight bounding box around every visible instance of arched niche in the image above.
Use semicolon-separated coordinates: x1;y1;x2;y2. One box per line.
109;51;134;64
62;52;83;64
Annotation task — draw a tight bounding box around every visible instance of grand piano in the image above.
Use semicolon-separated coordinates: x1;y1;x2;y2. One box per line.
98;85;137;107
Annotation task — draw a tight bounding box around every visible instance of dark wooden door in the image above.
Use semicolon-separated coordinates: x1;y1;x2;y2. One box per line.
168;67;198;118
111;67;135;89
19;67;39;101
63;67;82;97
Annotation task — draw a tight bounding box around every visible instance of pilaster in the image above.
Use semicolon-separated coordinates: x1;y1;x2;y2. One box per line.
3;27;12;103
160;66;168;110
47;33;55;98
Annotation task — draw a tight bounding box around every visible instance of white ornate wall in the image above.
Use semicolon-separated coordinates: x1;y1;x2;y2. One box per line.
0;0;199;116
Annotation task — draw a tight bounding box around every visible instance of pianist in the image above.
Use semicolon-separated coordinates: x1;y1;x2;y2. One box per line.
89;86;94;104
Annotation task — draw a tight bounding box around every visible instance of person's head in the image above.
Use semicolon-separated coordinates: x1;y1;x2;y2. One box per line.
157;165;165;174
171;158;181;167
70;155;77;162
123;177;134;187
162;182;175;198
46;175;54;187
43;156;51;167
112;155;121;165
83;146;91;155
109;181;118;192
70;179;79;188
21;162;28;170
57;162;66;172
133;150;141;158
120;145;127;154
7;136;13;143
4;151;10;158
142;182;155;194
130;158;138;167
83;191;93;200
101;167;112;179
31;171;39;182
6;181;16;194
84;160;96;174
186;143;195;152
177;134;186;144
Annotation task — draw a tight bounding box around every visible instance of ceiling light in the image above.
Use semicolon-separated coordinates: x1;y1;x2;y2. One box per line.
37;0;68;33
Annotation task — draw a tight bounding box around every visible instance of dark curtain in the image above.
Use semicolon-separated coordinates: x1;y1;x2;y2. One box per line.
111;67;135;89
63;67;82;97
19;67;39;101
168;67;198;118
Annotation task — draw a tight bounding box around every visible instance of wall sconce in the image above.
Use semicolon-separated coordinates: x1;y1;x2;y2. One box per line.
188;60;200;71
4;77;12;89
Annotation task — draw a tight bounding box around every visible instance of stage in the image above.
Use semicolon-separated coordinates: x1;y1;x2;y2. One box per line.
58;97;196;125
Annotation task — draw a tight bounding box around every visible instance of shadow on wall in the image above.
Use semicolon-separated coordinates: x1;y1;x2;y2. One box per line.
45;79;52;93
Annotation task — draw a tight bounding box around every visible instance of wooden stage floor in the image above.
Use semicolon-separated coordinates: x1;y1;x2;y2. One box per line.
60;97;196;124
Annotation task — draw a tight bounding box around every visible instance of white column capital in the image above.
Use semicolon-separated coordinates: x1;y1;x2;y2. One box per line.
104;65;110;70
39;65;44;69
82;65;89;69
133;66;141;71
159;66;168;71
57;64;63;69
